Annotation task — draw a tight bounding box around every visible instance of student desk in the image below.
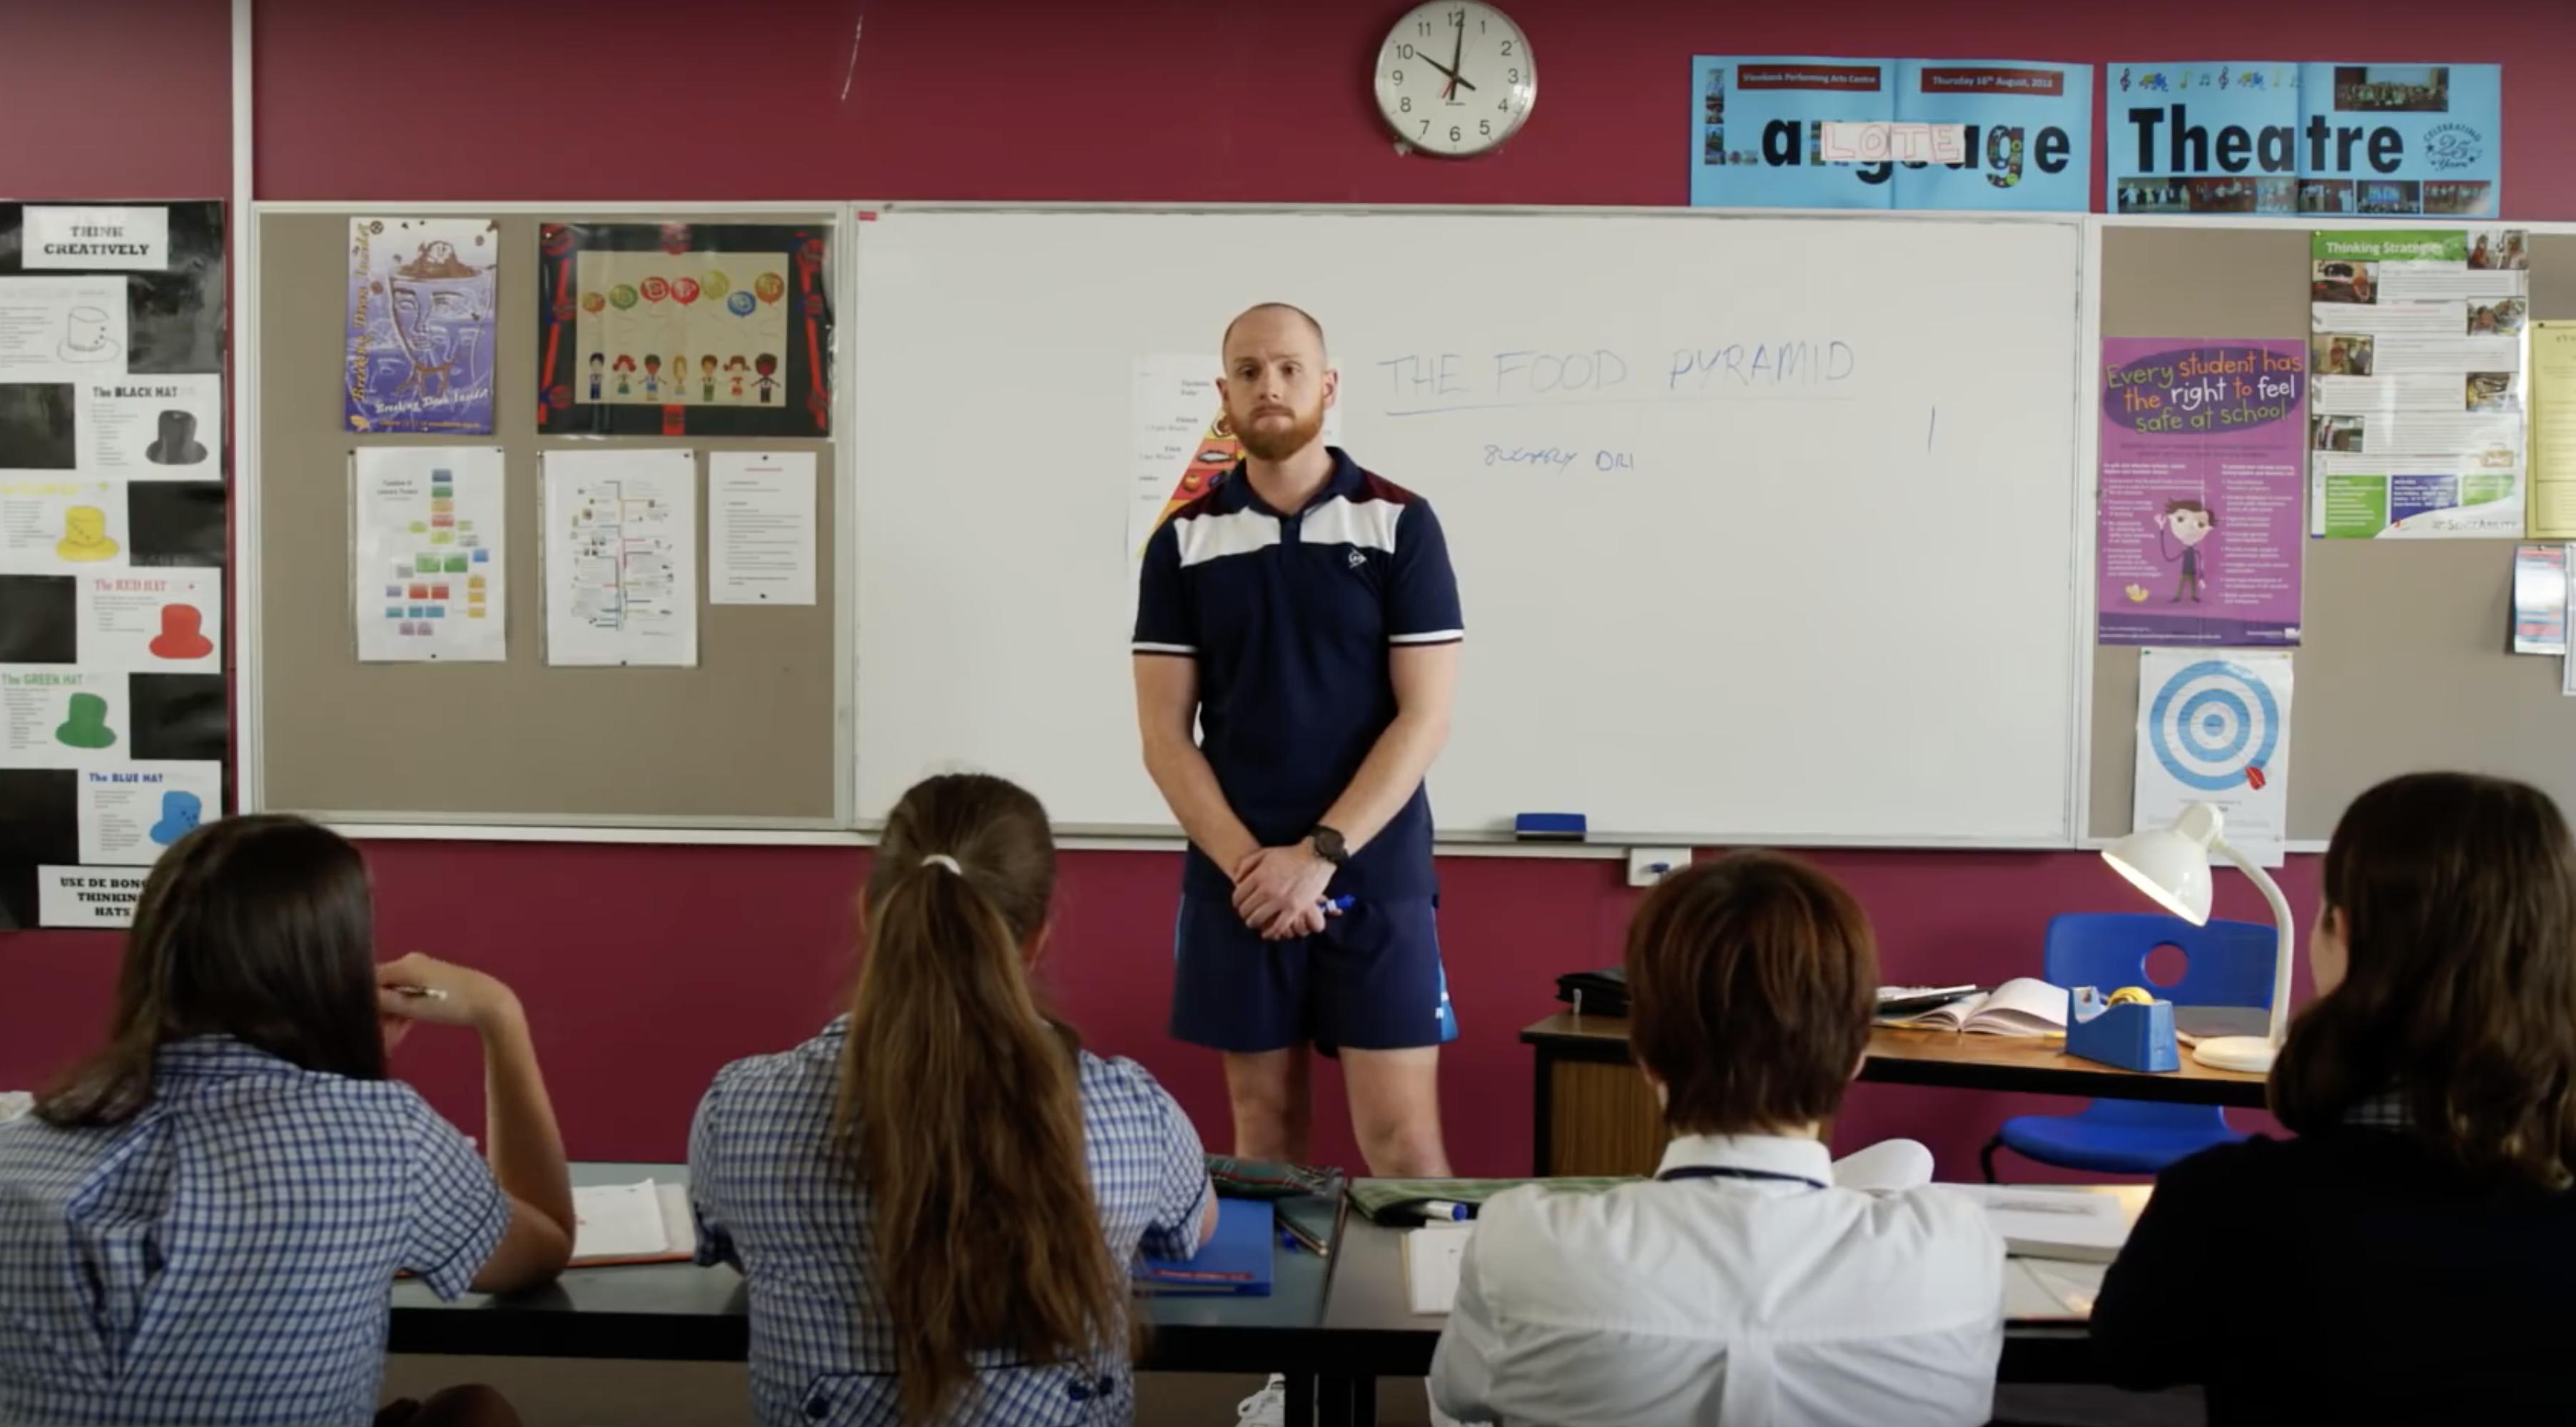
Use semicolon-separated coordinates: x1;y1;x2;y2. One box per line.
387;1164;1386;1425
1523;1012;2268;1177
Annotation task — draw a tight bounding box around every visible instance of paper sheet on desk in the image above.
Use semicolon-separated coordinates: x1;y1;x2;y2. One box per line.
572;1181;691;1262
1406;1223;1474;1315
2005;1258;2106;1321
1943;1184;2130;1262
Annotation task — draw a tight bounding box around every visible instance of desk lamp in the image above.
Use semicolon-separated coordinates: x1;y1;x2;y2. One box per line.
2100;802;2294;1073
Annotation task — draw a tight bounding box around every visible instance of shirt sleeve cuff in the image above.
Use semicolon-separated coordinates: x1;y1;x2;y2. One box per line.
1389;629;1464;646
417;1186;512;1301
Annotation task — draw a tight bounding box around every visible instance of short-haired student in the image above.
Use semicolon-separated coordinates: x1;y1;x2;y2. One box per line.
2094;773;2576;1422
1429;852;2004;1427
688;773;1217;1426
0;816;574;1427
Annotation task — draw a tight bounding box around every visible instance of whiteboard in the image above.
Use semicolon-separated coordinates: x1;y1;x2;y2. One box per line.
854;207;2085;845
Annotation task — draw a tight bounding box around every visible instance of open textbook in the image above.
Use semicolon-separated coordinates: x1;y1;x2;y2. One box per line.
1879;977;2067;1036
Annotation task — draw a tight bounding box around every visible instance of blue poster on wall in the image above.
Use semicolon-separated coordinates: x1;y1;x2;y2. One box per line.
2109;61;2502;218
1690;56;2091;212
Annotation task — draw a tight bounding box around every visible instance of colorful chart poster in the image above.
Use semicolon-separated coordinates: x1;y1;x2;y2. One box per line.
2134;649;2293;868
1128;355;1343;567
345;217;498;435
353;447;507;662
541;448;698;667
2310;229;2528;538
537;223;831;438
76;761;220;864
2110;63;2501;217
1690;56;2090;210
2099;340;2307;646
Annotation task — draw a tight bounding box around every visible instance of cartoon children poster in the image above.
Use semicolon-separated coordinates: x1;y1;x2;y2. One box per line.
2098;339;2308;646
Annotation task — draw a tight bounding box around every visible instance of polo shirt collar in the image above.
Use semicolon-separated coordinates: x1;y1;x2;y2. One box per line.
154;1035;306;1082
1657;1132;1836;1186
1224;445;1361;517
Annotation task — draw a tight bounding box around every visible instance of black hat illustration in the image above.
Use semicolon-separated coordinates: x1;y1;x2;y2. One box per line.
147;410;207;465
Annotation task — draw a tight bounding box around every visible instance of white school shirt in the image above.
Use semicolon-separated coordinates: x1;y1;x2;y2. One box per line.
1429;1134;2004;1427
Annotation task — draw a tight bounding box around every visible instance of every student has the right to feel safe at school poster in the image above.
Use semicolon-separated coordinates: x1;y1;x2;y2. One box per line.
2099;340;2307;647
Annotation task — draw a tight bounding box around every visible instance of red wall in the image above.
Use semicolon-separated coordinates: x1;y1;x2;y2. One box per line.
7;0;2558;1179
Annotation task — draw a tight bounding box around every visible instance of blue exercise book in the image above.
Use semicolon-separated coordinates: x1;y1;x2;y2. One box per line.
1135;1197;1274;1296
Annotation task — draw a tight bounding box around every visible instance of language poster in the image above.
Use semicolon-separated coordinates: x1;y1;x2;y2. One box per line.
345;217;498;435
2111;63;2501;217
2099;340;2306;646
2135;649;2293;868
2310;229;2528;538
1690;56;2091;211
352;447;506;662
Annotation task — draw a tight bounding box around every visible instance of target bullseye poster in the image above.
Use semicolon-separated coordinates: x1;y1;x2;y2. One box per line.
2134;649;2293;865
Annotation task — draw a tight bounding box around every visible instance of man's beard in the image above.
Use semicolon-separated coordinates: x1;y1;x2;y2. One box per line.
1236;402;1325;462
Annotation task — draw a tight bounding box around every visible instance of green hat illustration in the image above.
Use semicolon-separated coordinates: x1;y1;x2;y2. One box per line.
55;692;117;749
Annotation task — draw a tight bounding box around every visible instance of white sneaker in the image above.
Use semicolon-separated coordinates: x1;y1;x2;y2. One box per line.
1234;1373;1287;1426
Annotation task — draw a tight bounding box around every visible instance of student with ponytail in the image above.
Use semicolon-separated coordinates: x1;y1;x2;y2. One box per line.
690;773;1217;1427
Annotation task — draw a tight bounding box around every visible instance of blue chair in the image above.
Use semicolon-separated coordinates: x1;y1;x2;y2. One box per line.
1979;912;2273;1181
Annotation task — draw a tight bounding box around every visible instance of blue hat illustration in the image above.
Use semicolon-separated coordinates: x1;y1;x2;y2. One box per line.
148;791;203;846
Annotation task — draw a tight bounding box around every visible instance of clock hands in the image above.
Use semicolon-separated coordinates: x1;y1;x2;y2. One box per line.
1444;13;1467;100
1419;51;1479;97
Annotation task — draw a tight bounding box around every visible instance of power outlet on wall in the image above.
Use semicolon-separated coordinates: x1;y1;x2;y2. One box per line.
1628;848;1690;888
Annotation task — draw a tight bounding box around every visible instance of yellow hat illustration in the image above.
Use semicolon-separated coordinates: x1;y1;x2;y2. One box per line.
56;505;118;562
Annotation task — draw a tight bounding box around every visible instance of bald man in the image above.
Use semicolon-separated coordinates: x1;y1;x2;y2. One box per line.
1131;304;1464;1177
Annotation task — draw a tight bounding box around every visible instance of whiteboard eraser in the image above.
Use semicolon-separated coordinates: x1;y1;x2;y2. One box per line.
1514;813;1587;841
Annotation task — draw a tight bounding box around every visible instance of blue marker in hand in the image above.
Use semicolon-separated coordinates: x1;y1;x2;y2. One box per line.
1319;895;1354;915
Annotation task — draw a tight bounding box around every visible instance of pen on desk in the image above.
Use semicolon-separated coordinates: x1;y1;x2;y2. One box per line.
1418;1199;1473;1222
387;984;450;1002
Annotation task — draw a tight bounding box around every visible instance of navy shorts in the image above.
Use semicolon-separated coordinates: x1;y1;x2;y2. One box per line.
1169;895;1458;1055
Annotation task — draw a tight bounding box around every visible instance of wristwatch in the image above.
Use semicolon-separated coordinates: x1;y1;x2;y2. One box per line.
1307;825;1349;868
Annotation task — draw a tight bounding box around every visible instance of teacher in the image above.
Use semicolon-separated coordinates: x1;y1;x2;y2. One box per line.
1132;303;1464;1177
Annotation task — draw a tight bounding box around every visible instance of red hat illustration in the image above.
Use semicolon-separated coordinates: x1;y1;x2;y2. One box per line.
149;604;213;660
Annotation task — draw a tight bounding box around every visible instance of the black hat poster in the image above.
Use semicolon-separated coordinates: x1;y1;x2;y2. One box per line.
81;377;221;475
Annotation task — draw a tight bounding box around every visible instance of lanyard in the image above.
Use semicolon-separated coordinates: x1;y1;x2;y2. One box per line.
1658;1164;1827;1191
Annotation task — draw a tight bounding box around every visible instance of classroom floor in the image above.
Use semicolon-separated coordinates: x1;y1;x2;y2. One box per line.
382;1359;2202;1426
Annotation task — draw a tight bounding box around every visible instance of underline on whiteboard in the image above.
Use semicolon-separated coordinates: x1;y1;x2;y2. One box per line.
1381;393;1862;418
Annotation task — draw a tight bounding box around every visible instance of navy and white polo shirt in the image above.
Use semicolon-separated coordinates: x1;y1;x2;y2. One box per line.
1134;447;1463;901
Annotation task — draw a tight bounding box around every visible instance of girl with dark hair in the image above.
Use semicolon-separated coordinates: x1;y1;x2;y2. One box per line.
0;815;574;1426
689;773;1215;1426
2096;772;2576;1421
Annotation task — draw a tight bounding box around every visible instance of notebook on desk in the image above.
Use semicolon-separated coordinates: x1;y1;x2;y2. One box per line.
571;1181;698;1267
1136;1197;1274;1296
